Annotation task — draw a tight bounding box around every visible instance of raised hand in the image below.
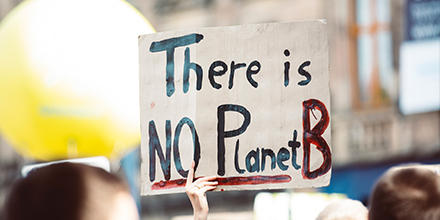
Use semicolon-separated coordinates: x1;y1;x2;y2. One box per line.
185;161;218;220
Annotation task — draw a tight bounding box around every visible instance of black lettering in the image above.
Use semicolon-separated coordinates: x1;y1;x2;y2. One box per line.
288;130;301;170
246;61;260;88
173;117;201;178
183;47;203;93
277;147;290;171
149;120;171;181
284;49;290;87
298;61;311;86
261;148;276;171
229;61;246;89
246;148;260;172
217;104;251;176
209;61;228;89
234;140;245;174
149;33;204;97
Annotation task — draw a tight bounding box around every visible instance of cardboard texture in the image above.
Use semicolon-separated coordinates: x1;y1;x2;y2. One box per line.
139;20;331;195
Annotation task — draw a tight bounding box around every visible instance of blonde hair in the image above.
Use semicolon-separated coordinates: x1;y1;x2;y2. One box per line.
315;199;368;220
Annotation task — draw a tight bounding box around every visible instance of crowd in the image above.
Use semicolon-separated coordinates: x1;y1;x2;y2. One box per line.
2;161;439;220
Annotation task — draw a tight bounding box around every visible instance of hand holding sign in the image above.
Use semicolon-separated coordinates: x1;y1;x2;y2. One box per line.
185;161;218;220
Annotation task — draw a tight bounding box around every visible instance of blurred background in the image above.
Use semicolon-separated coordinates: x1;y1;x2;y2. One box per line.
0;0;439;219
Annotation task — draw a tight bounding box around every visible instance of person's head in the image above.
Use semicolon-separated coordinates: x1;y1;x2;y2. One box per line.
4;162;139;220
368;166;440;220
315;199;368;220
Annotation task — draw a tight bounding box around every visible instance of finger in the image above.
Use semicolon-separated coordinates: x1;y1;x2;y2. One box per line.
200;185;217;192
199;181;218;187
193;175;217;185
193;180;218;190
186;160;195;186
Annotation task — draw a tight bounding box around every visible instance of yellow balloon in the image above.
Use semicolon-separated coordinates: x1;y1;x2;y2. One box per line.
0;0;155;161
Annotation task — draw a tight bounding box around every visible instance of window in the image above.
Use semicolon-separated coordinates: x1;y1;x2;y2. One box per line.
349;0;394;109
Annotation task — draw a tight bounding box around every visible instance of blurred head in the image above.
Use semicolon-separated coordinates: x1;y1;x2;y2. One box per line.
368;166;440;220
4;162;139;220
315;199;368;220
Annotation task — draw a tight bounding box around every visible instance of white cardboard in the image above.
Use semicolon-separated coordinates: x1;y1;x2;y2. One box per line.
139;20;331;195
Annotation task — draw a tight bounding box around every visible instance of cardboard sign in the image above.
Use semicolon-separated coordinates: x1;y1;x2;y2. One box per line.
139;20;331;195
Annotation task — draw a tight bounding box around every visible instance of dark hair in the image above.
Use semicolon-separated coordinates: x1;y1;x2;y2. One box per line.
368;167;440;220
4;162;129;220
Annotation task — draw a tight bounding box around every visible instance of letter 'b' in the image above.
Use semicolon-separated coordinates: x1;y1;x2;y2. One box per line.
302;99;331;179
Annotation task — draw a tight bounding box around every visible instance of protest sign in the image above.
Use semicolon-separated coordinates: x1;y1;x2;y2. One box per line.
139;20;331;195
